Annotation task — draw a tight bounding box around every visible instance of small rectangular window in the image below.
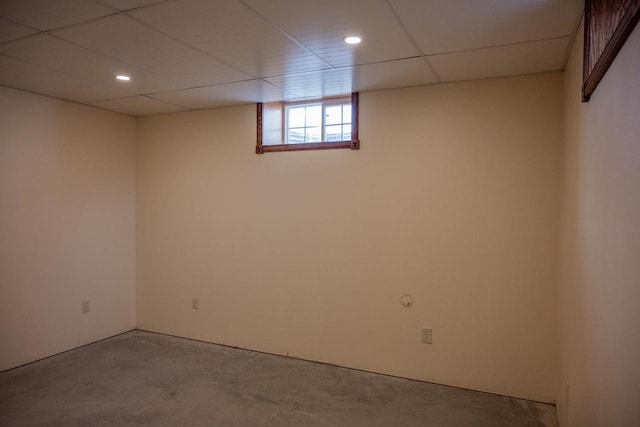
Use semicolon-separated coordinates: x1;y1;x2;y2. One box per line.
256;93;359;153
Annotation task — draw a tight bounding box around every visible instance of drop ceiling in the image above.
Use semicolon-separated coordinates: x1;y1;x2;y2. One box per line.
0;0;584;116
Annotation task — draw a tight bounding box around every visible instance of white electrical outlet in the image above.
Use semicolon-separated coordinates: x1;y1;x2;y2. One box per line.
81;299;90;314
421;328;432;344
192;297;199;310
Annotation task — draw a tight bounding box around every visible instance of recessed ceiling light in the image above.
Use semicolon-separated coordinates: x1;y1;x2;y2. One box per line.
116;74;131;81
344;36;362;45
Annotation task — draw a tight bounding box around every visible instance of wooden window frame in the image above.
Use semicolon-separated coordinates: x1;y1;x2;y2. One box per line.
256;93;359;154
583;0;640;102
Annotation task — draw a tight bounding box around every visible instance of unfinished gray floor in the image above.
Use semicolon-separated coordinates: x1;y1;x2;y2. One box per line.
0;330;557;427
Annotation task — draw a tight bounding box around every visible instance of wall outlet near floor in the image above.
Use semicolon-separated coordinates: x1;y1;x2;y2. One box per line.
81;299;90;314
421;328;432;344
192;297;199;310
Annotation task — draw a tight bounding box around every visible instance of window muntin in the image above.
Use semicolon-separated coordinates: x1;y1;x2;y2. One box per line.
285;99;351;144
256;93;359;153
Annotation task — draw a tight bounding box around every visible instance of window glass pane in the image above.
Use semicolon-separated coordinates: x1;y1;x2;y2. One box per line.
325;105;342;125
306;105;322;127
288;107;305;128
288;128;305;144
342;104;352;124
262;102;282;146
342;125;351;141
305;127;321;142
325;125;343;141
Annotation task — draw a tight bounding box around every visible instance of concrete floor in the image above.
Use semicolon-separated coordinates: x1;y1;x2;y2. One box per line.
0;330;558;426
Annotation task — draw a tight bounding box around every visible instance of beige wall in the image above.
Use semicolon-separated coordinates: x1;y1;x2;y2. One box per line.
557;21;640;427
137;72;562;402
0;87;136;371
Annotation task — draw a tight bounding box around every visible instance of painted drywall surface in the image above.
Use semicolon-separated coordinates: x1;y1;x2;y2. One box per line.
0;87;136;371
136;73;562;402
557;21;640;427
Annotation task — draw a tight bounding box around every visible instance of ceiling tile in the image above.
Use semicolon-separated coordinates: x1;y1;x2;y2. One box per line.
267;68;354;99
266;57;438;99
0;34;186;95
150;80;290;109
243;0;419;67
352;57;439;91
0;0;114;31
97;0;166;11
89;95;188;116
0;18;39;43
130;0;331;78
428;37;571;82
389;0;582;54
0;54;132;102
53;14;252;87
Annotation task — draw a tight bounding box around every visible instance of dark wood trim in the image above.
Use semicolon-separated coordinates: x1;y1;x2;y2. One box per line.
256;102;264;154
583;0;640;102
351;92;360;150
261;141;352;153
583;1;592;101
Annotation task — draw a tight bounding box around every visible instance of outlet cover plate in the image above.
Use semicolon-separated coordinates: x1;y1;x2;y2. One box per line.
421;328;432;344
